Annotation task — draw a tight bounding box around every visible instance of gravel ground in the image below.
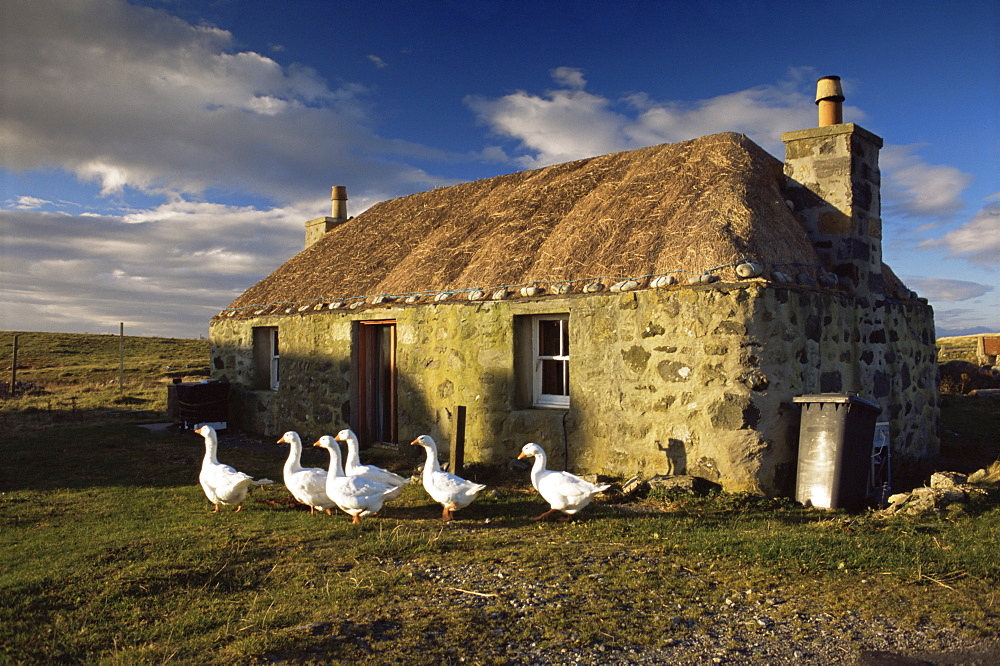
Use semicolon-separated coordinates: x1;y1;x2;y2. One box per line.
391;557;999;666
282;550;998;665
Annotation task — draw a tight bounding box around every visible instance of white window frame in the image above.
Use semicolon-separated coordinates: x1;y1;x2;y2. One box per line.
269;328;280;390
532;315;569;409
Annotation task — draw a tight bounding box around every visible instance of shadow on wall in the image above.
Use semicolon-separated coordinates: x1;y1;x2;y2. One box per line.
657;438;689;476
404;362;523;471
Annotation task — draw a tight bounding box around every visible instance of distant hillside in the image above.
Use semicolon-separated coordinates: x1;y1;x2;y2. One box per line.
2;331;209;386
936;326;998;338
1;331;210;429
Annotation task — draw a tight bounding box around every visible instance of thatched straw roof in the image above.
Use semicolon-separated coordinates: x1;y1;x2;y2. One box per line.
221;132;827;317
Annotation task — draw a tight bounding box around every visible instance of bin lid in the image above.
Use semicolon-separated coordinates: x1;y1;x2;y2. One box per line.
792;393;879;409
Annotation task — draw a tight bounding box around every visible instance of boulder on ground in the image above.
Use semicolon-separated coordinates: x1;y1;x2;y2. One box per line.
621;474;645;496
879;470;989;517
647;474;721;496
967;468;989;484
930;471;967;488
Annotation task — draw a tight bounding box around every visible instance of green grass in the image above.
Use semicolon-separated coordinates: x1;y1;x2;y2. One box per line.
1;423;998;664
1;331;209;431
1;332;998;662
937;333;992;364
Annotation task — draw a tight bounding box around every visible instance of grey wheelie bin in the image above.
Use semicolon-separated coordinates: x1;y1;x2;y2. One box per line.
792;394;881;511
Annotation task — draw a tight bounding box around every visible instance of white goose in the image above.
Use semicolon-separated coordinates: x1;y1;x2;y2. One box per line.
276;431;335;514
196;425;272;512
517;442;610;521
410;435;486;521
335;428;410;501
314;435;397;524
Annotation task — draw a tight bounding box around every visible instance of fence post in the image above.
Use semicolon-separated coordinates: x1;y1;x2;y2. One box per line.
10;334;18;395
452;405;466;477
119;322;125;392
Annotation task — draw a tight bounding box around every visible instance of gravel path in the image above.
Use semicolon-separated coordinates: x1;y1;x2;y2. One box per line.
394;555;999;666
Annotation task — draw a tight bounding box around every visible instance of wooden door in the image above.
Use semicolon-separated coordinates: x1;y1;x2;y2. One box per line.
357;321;397;445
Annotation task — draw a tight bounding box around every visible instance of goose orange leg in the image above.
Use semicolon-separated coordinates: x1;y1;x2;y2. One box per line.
441;504;456;521
531;508;560;521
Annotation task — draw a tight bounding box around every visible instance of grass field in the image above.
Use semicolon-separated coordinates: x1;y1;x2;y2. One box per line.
936;333;996;364
1;331;209;430
1;332;998;663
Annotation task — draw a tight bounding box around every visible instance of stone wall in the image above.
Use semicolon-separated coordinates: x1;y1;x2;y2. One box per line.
782;124;885;295
209;282;938;495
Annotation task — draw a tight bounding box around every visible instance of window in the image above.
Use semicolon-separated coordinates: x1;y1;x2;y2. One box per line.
252;327;279;390
531;315;570;408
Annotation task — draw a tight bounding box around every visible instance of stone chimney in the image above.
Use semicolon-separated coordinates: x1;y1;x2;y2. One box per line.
305;186;349;248
782;77;883;295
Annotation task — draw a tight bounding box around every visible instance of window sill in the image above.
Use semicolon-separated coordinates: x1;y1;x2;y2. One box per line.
533;396;569;409
511;406;571;421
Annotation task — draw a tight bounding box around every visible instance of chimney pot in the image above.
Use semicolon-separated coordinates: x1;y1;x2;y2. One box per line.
815;75;844;127
331;186;348;220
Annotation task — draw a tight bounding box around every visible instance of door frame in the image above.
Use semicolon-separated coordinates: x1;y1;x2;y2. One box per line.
355;320;397;446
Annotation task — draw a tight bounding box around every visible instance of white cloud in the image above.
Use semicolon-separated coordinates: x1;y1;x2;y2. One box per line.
466;81;629;168
906;278;993;302
0;0;440;204
10;196;52;210
623;83;824;155
0;202;312;337
551;66;587;90
919;199;1000;267
465;68;828;167
78;161;132;198
881;145;972;218
367;54;389;69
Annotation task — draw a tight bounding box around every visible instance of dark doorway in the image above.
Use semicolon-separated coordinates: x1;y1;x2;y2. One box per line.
357;321;397;445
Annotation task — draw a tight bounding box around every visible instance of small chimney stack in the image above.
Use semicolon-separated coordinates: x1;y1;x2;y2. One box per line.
815;75;845;127
305;185;349;248
331;185;348;220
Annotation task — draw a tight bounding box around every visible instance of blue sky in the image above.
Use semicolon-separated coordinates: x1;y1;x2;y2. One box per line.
1;0;997;338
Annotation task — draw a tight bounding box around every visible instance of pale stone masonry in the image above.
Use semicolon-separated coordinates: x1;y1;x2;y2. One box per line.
211;281;937;495
304;215;344;248
782;123;884;296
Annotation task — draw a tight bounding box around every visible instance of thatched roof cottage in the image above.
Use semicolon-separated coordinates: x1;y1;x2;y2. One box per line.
209;77;938;495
